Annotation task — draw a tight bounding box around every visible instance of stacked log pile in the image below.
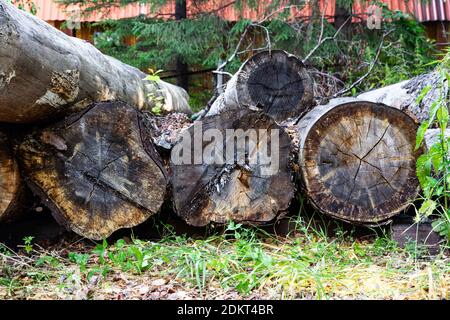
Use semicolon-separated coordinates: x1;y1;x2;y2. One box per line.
0;0;440;240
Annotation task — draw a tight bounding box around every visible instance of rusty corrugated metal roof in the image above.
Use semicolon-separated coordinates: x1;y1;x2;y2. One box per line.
15;0;450;23
29;0;160;21
415;0;450;21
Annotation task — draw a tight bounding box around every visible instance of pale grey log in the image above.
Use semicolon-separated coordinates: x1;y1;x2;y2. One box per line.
357;71;446;123
0;0;190;123
424;128;450;150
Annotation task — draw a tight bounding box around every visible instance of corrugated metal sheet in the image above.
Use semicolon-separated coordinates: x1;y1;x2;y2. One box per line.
18;0;450;23
30;0;172;22
415;0;450;21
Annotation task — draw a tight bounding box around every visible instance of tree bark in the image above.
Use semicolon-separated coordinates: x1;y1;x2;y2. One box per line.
0;131;24;222
170;109;295;226
0;0;191;124
18;101;168;240
297;98;423;224
175;0;189;92
357;71;445;123
207;50;314;122
334;4;352;39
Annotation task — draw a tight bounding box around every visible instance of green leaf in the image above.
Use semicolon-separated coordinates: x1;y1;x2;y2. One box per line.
432;218;450;239
418;199;437;217
429;143;444;172
415;120;429;150
144;74;161;82
416;153;432;192
437;105;449;127
415;85;432;105
428;101;440;124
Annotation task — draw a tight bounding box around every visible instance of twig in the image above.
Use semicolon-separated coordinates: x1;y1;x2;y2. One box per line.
212;70;233;77
331;29;394;98
216;4;304;72
302;13;351;63
216;27;250;71
0;252;33;267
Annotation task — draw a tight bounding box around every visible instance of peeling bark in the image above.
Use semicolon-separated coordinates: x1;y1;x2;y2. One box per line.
357;71;446;123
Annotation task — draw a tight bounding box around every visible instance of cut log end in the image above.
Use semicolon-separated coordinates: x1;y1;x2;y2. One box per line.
0;131;22;222
170;109;295;226
236;50;314;122
19;101;168;240
298;99;422;223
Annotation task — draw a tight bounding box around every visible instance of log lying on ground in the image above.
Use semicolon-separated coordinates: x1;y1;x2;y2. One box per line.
19;101;168;240
297;98;423;224
0;131;24;222
356;71;450;151
357;71;445;123
170;109;295;226
0;0;190;124
207;50;314;122
424;128;450;149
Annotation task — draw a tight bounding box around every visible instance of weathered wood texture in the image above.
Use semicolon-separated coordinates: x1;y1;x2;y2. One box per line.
297;98;422;224
207;50;314;122
19;101;168;240
0;0;190;124
0;131;23;222
170;109;295;226
357;71;445;123
150;113;193;150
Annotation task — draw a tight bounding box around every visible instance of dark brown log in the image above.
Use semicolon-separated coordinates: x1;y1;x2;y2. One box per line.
357;71;445;123
170;109;295;226
0;131;23;222
207;50;314;122
391;215;443;255
297;98;423;224
18;101;168;240
0;0;190;124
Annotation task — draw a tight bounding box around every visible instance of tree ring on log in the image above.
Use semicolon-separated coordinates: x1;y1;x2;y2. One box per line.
0;131;21;222
19;101;168;240
298;100;422;223
235;50;313;122
170;109;295;226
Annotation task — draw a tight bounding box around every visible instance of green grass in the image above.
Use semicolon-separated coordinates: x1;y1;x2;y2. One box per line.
0;217;449;300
